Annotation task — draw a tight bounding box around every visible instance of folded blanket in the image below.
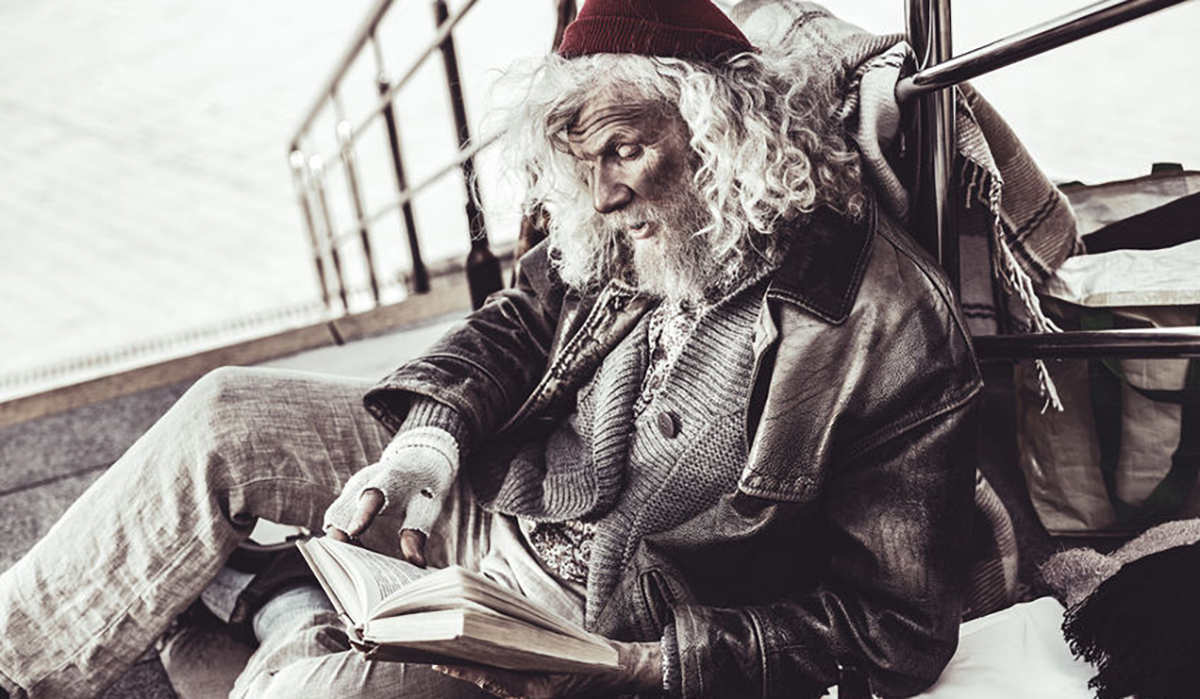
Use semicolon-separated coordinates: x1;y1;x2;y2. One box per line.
1042;519;1200;699
731;0;1084;409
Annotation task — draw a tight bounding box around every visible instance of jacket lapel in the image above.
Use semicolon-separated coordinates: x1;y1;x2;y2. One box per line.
498;282;651;435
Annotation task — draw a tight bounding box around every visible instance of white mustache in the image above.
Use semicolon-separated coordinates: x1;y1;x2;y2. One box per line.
601;210;659;238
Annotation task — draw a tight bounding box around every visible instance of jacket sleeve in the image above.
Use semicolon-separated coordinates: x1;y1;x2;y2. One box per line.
669;395;979;699
363;242;566;442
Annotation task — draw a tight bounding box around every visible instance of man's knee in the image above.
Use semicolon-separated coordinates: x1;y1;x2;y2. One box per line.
157;366;295;484
184;366;277;414
175;366;282;441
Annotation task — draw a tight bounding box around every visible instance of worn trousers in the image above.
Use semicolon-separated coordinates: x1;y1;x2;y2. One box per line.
0;367;584;698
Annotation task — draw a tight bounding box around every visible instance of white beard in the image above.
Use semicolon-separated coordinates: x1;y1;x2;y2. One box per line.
553;179;727;304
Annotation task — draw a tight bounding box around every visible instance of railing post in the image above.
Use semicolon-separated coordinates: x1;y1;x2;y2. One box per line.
372;34;430;294
434;0;503;309
289;148;333;311
553;0;578;49
308;155;351;313
333;92;382;306
907;0;960;291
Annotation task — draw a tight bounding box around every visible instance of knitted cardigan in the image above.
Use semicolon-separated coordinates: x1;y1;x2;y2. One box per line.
395;276;768;697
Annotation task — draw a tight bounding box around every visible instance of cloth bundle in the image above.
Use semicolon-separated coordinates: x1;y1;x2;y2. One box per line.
1043;519;1200;699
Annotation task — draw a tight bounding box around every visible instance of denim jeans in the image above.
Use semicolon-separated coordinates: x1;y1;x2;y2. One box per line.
0;367;583;698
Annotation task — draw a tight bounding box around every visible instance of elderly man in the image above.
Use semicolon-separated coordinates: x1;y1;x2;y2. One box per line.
0;1;980;697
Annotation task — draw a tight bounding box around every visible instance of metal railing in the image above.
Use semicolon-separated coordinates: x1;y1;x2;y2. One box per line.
288;0;520;316
897;0;1193;103
905;0;958;288
904;0;1200;359
292;0;1196;352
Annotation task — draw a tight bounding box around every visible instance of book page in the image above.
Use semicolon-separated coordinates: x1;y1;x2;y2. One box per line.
319;538;433;612
372;567;593;642
361;607;619;673
297;539;357;621
321;540;434;610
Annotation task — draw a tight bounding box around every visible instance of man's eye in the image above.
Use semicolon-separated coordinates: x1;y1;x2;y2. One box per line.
615;144;642;159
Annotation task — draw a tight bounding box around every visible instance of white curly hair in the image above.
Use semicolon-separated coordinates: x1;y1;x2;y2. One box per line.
492;47;865;295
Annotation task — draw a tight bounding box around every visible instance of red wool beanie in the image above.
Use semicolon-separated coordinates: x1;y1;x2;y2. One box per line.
558;0;757;60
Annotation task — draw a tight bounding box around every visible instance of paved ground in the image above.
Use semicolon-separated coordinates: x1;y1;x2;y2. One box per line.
0;317;456;698
0;0;373;400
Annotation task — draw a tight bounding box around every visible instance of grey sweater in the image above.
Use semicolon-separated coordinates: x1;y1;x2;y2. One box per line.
400;274;766;620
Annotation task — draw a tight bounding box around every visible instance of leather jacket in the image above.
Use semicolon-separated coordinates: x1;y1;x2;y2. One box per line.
366;199;982;698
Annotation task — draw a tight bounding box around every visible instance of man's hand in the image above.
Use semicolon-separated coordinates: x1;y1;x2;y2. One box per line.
323;426;459;567
432;639;663;698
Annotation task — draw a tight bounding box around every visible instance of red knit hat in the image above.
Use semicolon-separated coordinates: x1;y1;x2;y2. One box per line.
558;0;757;61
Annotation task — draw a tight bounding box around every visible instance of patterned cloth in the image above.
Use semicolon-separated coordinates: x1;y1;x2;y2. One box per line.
525;519;597;585
636;299;704;416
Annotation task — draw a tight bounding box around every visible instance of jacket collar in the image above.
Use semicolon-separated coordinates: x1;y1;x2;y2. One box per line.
766;196;877;325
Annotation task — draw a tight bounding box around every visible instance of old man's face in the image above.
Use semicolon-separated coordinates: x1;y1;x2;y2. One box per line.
566;87;713;302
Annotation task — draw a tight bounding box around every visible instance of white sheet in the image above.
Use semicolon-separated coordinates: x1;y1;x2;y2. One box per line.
827;598;1096;699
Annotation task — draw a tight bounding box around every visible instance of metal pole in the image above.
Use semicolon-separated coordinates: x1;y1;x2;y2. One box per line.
907;0;959;290
372;35;430;294
308;155;351;313
291;0;397;150
553;0;578;50
333;90;381;306
434;0;502;309
974;329;1200;359
349;0;484;147
896;0;1194;102
289;148;332;311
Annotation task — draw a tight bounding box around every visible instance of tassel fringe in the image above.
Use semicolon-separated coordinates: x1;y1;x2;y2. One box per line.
978;165;1064;412
1061;541;1200;699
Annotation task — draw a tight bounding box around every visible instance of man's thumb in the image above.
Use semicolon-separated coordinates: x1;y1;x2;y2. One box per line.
399;528;429;567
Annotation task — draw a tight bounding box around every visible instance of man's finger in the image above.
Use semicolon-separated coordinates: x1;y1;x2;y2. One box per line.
399;528;428;567
348;488;385;536
325;525;351;543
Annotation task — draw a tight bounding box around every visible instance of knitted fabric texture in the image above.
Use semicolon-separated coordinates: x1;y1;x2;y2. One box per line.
558;0;756;60
468;270;768;642
1042;516;1200;608
731;0;1083;410
636;298;705;415
528;297;708;586
399;396;472;446
323;425;460;537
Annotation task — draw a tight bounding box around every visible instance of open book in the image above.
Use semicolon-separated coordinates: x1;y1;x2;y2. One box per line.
296;537;619;673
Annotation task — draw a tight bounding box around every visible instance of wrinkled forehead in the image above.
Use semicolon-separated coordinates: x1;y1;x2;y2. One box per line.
559;85;679;153
567;103;660;146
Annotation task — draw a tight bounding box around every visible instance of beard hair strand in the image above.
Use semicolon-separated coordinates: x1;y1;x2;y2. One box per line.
552;179;733;304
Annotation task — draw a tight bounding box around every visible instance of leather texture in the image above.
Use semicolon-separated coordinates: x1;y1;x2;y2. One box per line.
366;200;982;698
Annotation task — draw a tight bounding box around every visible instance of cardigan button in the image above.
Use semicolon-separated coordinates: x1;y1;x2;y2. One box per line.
656;411;680;439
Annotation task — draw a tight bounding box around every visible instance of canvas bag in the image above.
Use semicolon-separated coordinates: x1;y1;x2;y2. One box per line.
1015;239;1200;535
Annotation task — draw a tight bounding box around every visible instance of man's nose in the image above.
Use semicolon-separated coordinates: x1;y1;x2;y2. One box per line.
591;167;633;214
